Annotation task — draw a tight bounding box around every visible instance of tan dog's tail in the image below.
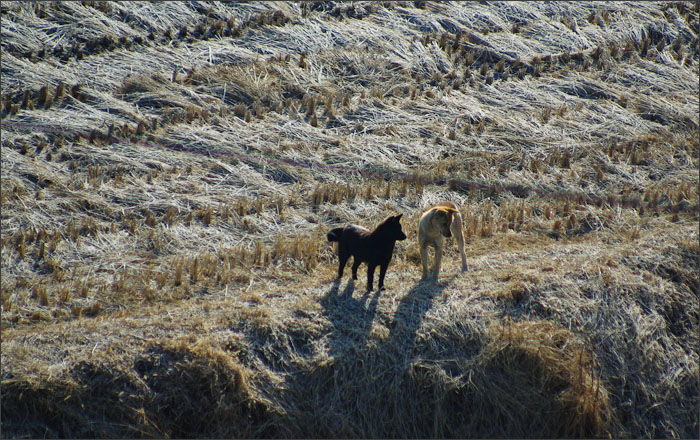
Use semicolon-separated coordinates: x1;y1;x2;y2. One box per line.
436;201;458;211
434;206;458;215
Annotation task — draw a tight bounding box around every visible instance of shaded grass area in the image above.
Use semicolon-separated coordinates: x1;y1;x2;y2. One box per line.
2;337;272;438
2;227;697;438
0;319;613;438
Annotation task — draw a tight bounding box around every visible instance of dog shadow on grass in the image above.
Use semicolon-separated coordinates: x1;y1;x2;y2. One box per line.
321;278;382;359
386;279;448;354
321;276;449;359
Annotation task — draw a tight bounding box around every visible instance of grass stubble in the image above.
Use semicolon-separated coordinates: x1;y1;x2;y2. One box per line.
1;1;698;438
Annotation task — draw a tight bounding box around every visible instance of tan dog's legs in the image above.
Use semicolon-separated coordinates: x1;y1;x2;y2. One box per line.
420;236;444;281
420;241;446;280
451;213;468;272
433;242;443;279
420;241;430;280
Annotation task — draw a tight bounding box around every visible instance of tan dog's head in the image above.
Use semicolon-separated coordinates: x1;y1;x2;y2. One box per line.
432;206;457;237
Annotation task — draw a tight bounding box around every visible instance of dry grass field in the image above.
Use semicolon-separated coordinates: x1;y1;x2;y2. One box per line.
1;1;698;438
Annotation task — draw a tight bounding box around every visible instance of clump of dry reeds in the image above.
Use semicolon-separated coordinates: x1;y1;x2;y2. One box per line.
1;337;269;438
471;320;612;437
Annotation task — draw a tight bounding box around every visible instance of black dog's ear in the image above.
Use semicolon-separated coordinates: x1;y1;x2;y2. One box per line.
394;214;403;221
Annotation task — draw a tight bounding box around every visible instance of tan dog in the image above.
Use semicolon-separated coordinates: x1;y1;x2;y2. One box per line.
418;201;468;281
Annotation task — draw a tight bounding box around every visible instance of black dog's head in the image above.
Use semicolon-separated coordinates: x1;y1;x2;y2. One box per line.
381;214;407;241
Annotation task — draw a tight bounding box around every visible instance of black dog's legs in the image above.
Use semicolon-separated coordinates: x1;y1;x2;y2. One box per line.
351;259;361;280
377;262;388;291
337;248;350;279
366;264;377;292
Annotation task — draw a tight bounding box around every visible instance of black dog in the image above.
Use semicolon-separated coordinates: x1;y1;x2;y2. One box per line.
327;214;407;292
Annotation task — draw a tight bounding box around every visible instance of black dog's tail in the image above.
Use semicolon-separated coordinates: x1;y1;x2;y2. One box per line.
327;227;344;242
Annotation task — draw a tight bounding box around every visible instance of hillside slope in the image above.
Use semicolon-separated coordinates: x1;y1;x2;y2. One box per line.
2;1;699;438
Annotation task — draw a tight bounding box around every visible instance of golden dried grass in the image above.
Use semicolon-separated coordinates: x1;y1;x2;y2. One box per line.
1;1;698;438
